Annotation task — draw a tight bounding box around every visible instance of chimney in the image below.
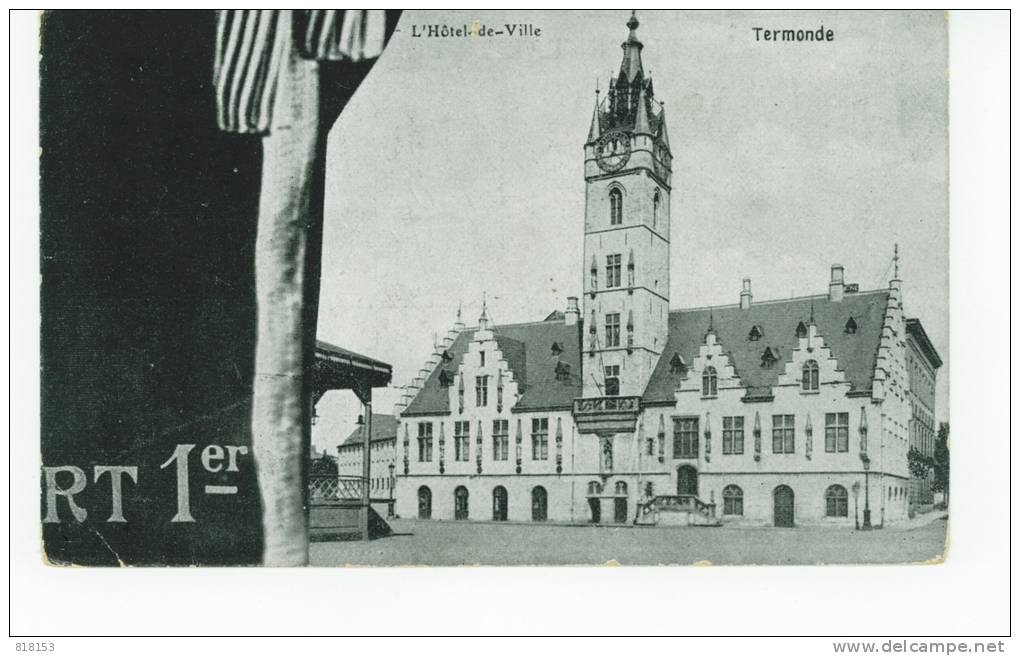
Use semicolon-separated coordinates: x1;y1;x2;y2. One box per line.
564;296;579;325
739;277;752;310
828;264;845;302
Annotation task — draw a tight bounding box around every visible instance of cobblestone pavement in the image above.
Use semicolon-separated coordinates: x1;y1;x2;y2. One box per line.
310;515;948;567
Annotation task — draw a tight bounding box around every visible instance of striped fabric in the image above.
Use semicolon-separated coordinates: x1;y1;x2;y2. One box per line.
214;9;387;134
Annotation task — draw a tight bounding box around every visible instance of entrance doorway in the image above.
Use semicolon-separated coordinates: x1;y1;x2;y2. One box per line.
531;486;548;522
417;485;432;519
773;485;795;527
454;486;469;520
588;497;601;523
492;486;508;521
677;465;698;496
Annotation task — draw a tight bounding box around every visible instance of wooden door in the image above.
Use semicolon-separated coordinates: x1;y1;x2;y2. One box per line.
454;486;469;520
417;486;431;519
774;485;795;527
677;465;698;496
614;497;628;524
531;486;548;522
492;486;508;521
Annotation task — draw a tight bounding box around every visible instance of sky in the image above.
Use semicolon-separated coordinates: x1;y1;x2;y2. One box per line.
312;10;949;454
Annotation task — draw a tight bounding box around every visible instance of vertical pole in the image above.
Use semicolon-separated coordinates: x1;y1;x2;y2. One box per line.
252;17;321;567
361;393;373;541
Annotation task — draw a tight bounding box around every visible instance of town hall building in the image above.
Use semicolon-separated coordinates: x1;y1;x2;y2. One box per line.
392;13;941;528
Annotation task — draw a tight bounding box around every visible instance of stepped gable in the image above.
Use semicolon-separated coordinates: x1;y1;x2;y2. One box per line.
402;318;583;416
643;289;890;403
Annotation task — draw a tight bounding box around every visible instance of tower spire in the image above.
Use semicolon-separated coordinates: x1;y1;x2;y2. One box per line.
586;89;602;144
634;83;651;134
619;11;644;82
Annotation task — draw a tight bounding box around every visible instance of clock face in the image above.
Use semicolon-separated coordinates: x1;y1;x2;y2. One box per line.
595;133;631;172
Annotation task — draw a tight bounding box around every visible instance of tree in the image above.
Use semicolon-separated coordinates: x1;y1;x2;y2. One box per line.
932;422;950;506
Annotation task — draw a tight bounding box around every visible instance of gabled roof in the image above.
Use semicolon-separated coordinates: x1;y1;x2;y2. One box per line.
402;318;583;416
643;290;890;404
340;414;398;447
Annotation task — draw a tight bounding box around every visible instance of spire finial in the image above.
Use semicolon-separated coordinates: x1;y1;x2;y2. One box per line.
893;243;900;279
456;301;462;321
809;300;815;324
708;309;715;333
627;10;639;34
479;292;490;329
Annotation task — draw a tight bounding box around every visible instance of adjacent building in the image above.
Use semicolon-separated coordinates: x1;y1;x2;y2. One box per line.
393;13;940;528
336;414;399;497
905;319;943;514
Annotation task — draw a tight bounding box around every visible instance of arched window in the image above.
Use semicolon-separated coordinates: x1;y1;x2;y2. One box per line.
644;481;654;498
454;486;469;520
702;366;718;397
795;321;808;338
587;481;602;496
802;360;820;391
615;480;628;495
723;485;744;516
652;189;661;230
825;484;849;518
609;187;623;225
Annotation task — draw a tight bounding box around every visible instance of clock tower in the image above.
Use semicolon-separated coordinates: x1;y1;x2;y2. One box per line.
581;12;672;399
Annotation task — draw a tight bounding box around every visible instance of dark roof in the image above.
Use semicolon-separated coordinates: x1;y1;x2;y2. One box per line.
905;318;943;369
314;340;392;393
643;290;890;403
340;414;398;448
402;318;583;416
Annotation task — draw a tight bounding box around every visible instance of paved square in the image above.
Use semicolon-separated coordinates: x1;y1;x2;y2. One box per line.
310;516;947;567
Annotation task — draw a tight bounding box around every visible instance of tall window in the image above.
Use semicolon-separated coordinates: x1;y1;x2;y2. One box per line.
479;351;486;367
722;485;744;516
825;484;849;517
417;423;433;462
531;418;549;460
454;420;470;461
475;375;488;407
604;365;620;396
606;254;622;287
673;417;699;458
492;419;509;461
825;412;849;453
609;187;623;225
605;313;621;347
702;366;718;397
772;414;795;454
722;416;744;454
652;189;661;230
802;360;819;391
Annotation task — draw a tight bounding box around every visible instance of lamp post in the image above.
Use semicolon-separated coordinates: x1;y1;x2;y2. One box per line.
859;406;871;530
387;462;395;518
852;481;861;530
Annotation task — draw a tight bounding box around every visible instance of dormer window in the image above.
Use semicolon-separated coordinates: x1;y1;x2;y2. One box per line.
441;350;453;362
702;366;718;397
844;317;858;334
438;369;454;387
802;360;819;391
669;352;686;375
761;347;778;368
795;321;808;338
554;361;571;382
550;341;563;356
748;325;763;341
